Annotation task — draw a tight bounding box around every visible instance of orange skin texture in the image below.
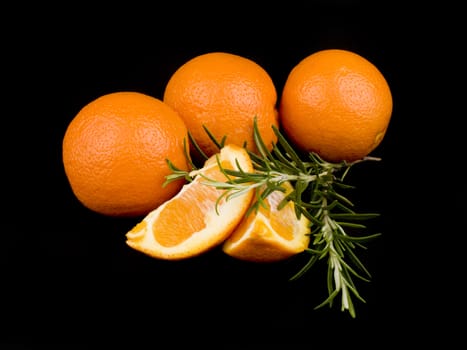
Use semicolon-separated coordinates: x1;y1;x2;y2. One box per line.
279;49;393;162
62;91;189;217
163;52;279;158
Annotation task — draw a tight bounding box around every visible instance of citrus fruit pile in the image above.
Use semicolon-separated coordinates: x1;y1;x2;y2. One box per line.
62;49;392;315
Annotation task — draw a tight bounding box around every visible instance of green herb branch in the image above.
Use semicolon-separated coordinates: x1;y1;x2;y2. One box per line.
165;118;382;318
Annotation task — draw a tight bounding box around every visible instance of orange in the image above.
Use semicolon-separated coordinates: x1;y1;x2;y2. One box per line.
125;144;255;260
222;181;311;262
62;91;189;217
163;51;279;158
279;49;393;162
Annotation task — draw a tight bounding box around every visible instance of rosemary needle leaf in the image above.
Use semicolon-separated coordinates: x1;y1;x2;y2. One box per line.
202;124;225;150
314;289;340;311
332;201;356;213
335;232;382;242
327;190;355;208
247;151;266;167
272;149;301;173
343;248;372;281
163;159;192;185
336;222;368;229
289;251;320;281
272;125;307;173
181;137;197;170
333;181;356;190
188;131;209;161
252;117;274;161
300;208;324;226
213;154;232;182
330;213;380;220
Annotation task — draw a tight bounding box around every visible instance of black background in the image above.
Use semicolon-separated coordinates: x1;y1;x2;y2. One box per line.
2;1;462;346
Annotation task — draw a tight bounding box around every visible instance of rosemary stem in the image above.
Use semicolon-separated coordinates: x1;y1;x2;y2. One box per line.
258;170;323;185
322;201;351;312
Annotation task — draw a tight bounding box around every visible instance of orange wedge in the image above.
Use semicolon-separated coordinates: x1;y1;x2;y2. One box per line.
222;181;311;262
125;144;254;260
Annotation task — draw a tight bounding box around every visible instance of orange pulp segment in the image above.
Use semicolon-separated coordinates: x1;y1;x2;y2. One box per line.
125;144;254;260
222;181;311;262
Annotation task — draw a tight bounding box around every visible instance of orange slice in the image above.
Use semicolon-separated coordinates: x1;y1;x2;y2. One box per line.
125;144;254;260
222;181;311;262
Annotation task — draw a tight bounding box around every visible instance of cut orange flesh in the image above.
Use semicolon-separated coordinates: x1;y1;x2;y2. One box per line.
222;181;311;262
126;144;254;260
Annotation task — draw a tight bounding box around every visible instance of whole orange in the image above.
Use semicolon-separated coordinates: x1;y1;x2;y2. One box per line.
62;91;189;217
163;51;279;158
279;49;393;162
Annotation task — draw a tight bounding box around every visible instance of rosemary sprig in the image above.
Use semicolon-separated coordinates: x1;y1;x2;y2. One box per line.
165;118;381;318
